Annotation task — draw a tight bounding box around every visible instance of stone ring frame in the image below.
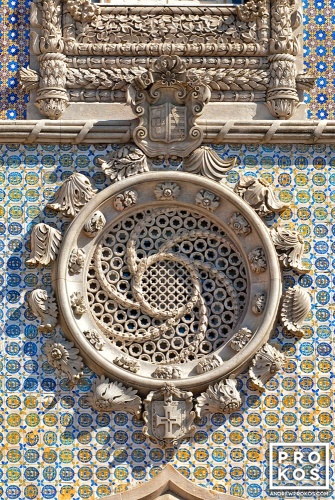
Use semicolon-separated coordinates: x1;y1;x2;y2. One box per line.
54;171;281;395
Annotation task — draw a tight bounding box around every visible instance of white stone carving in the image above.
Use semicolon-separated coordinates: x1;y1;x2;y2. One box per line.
270;225;306;272
98;145;149;183
154;182;181;201
70;292;86;316
83;211;106;237
48;173;97;218
44;336;84;386
88;376;141;416
113;190;138;212
28;288;58;333
230;327;253;351
68;247;85;275
281;285;311;337
195;190;220;211
114;356;140;373
152;366;182;379
252;293;266;315
248;247;267;274
196;354;222;374
143;383;195;447
27;223;62;266
83;329;105;351
196;378;241;417
183;147;236;182
249;343;285;392
66;0;100;22
128;55;211;158
234;175;287;216
19;67;40;91
228;212;251;236
55;171;282;394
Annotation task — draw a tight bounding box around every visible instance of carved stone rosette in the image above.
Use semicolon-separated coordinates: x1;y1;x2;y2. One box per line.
26;145;313;444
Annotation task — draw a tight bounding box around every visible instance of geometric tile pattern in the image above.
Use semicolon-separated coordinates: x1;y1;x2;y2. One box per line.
1;143;333;499
0;0;335;119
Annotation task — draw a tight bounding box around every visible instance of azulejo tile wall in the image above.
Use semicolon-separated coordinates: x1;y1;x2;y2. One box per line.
0;0;335;119
0;142;334;499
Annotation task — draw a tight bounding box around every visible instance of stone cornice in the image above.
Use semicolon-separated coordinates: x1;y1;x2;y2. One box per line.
1;119;334;144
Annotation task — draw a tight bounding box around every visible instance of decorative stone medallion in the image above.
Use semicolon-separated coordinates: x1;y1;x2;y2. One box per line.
54;171;282;394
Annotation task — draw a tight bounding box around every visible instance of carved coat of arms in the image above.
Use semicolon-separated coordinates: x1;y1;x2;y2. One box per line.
128;55;211;158
143;383;196;447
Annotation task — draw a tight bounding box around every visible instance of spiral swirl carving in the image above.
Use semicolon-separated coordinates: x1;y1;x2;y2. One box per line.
87;207;247;364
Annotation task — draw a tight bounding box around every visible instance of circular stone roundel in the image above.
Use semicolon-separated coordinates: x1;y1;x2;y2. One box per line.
55;172;281;394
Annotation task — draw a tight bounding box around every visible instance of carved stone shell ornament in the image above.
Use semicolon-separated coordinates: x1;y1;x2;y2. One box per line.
281;286;311;337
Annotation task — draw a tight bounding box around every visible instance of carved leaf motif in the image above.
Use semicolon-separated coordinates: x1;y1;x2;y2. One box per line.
196;378;242;417
28;288;58;333
19;67;40;91
195;190;220;211
270;225;306;272
98;145;149;183
183;147;236;182
27;223;62;266
114;190;138;211
234;175;287;216
281;286;311;336
48;173;97;218
249;343;285;392
88;376;142;416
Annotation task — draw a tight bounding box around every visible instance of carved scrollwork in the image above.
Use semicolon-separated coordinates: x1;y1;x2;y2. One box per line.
252;293;266;315
195;190;220;212
48;173;97;218
281;285;311;337
230;327;253;351
68;247;85;275
83;211;106;237
196;377;242;417
28;288;58;333
183;147;236;183
114;190;138;212
27;223;62;266
114;356;140;373
88;376;142;416
70;292;86;316
234;175;287;216
83;329;105;351
249;343;285;392
248;247;267;274
154;182;180;201
44;335;84;386
270;225;306;272
228;212;251;236
196;354;222;374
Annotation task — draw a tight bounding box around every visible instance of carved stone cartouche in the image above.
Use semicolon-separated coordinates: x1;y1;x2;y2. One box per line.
44;335;84;386
48;173;97;218
281;285;311;337
128;55;211;158
28;288;58;333
27;223;62;266
143;383;195;447
196;377;242;417
88;376;142;416
249;343;285;392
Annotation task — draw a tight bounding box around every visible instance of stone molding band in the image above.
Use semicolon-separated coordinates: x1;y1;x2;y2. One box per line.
1;120;334;144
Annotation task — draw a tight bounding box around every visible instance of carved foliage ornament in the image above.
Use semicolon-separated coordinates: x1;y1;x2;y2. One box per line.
27;149;311;444
25;0;311;120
